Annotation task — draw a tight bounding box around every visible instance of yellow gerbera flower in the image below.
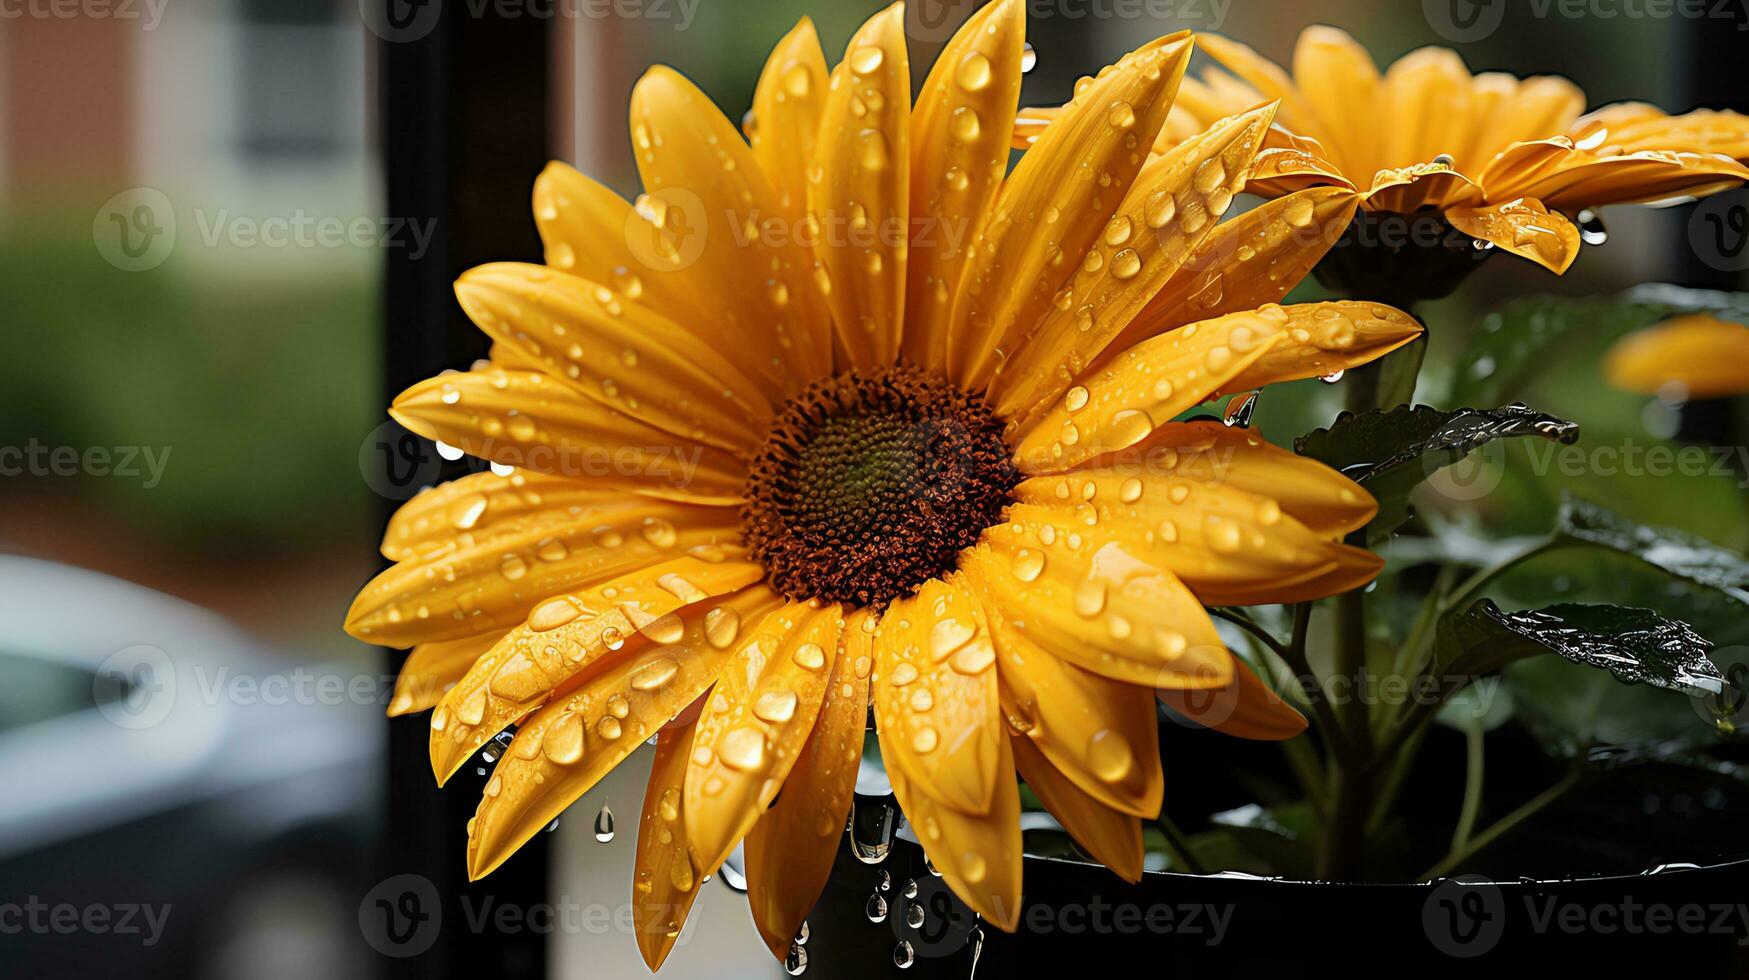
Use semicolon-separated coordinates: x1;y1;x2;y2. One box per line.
1018;25;1749;275
1605;313;1749;399
346;3;1423;969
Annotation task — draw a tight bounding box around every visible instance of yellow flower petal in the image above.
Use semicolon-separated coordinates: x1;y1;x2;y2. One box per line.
378;469;608;563
1245;126;1356;197
809;3;910;370
629;66;833;393
1361;161;1480;213
873;576;1002;815
1114;186;1360;355
963;531;1232;690
455;263;773;452
1193;541;1383;606
1378;47;1474;184
744;608;875;961
1288;25;1379;180
902;0;1025;371
884;730;1023;930
1010;309;1284;473
346;495;741;648
1604;314;1749;399
388;633;500;718
429;556;768;786
1445;198;1580;274
1009;735;1143;883
1196;34;1315;133
1157;656;1307;741
948;32;1193;391
1107;421;1377;537
1212;301;1424;396
464;585;784;881
530;161;710;331
987;103;1277;421
633;717;706;973
750;18;830;226
1007;469;1341;597
684;602;843;879
390;366;748;503
977;592;1161;817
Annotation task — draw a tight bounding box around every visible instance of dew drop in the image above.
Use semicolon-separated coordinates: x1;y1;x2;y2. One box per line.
955;51;992;91
595;805;616;843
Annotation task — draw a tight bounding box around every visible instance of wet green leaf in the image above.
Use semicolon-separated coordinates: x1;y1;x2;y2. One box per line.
1437;599;1723;698
1295;403;1580;538
1556;495;1749;603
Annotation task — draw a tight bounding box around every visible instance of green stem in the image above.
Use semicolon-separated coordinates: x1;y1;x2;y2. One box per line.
1438;536;1567;619
1451;725;1485;854
1420;770;1581;881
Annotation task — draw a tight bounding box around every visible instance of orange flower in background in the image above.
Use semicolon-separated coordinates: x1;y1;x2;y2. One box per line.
345;3;1421;970
1605;314;1749;399
1016;25;1749;275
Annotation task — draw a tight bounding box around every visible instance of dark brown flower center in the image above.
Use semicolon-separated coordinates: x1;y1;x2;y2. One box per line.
742;364;1020;608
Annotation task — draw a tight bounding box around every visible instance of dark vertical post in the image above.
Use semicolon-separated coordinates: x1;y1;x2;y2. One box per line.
376;2;551;978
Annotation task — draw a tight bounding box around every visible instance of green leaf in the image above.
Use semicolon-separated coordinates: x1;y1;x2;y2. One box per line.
1436;599;1724;698
1294;403;1581;538
1450;284;1749;406
1556;495;1749;603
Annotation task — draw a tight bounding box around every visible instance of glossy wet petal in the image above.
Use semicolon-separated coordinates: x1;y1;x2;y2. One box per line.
948;33;1193;391
750;18;830;225
975;591;1161;817
744;608;875;961
988;103;1277;421
964;531;1232;690
885;730;1022;930
429;556;767;786
630;66;833;393
464;585;784;881
633;717;706;972
1157;656;1307;741
902;0;1025;371
873;576;1002;815
388;633;500;718
809;3;910;370
683;602;842;879
1445;198;1580;274
347;493;741;647
1116;186;1360;351
378;469;611;563
1009;735;1144;883
455;262;773;452
390;367;749;503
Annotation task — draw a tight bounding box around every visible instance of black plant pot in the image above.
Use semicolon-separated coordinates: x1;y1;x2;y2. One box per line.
800;829;1749;977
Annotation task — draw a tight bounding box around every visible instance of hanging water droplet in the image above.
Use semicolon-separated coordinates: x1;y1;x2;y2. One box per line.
967;925;986;978
545;817;561;833
866;892;889;923
594;805;615;843
848;797;897;864
1223;390;1260;428
784;942;808;975
718;849;749;892
1319;369;1345;384
893;942;915;969
1577;208;1609;245
905;901;926;929
902;879;918;899
436;440;465;462
1020;42;1037;73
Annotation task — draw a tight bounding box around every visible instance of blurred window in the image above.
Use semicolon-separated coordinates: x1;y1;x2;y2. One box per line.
235;0;348;161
